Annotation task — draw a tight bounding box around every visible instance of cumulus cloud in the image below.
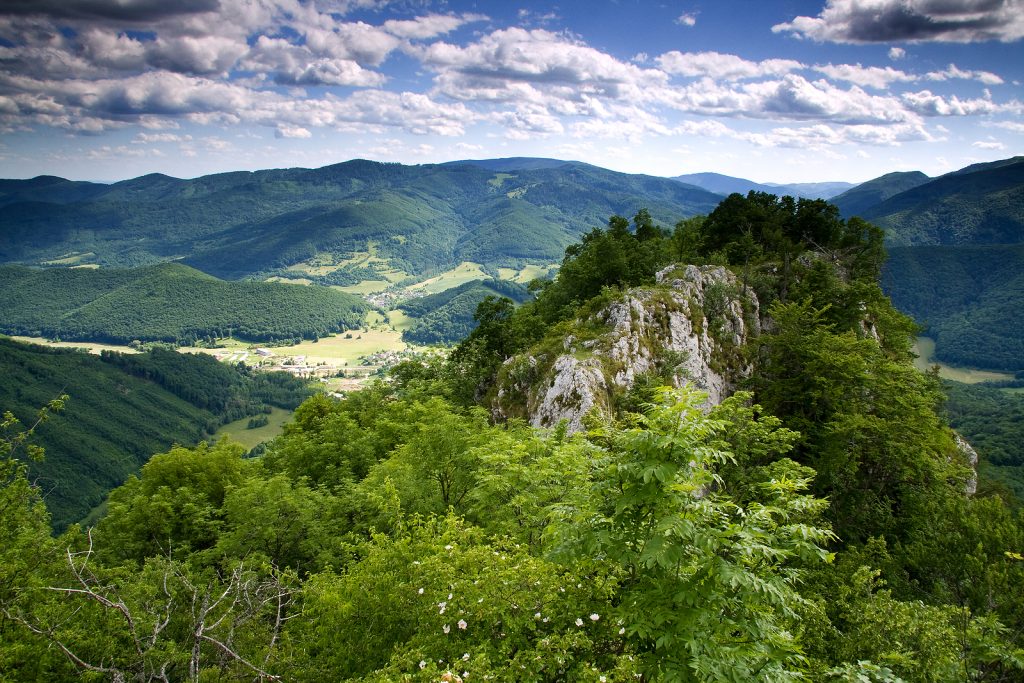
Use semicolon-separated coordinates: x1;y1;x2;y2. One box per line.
925;63;1003;85
657;51;803;81
773;0;1024;43
813;63;915;89
276;124;311;139
889;46;906;59
676;13;697;27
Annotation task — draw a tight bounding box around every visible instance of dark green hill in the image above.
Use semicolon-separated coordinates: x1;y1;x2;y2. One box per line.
859;157;1024;245
398;279;532;345
0;263;368;344
0;159;723;279
0;338;313;529
883;244;1024;371
831;170;931;218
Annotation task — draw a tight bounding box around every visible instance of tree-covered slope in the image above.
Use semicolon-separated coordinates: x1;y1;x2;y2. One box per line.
398;279;532;345
0;159;724;279
831;170;931;218
0;338;313;530
859;157;1024;245
0;263;368;343
883;244;1024;370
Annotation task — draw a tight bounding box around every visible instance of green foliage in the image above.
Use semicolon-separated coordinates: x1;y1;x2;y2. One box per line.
559;389;835;681
0;262;368;343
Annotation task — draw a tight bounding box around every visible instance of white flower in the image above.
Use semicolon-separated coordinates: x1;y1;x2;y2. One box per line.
619;627;626;635
458;619;467;630
418;588;424;594
600;677;607;682
534;612;542;619
463;653;470;661
419;660;426;669
575;618;584;627
445;544;453;550
589;613;600;621
443;624;451;634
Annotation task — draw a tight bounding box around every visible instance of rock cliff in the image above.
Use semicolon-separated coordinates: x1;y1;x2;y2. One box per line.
493;264;759;432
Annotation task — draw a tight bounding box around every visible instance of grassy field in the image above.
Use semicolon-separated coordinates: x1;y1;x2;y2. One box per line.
6;335;141;355
409;262;488;294
913;337;1015;384
267;275;313;285
213;406;293;450
335;280;391;294
497;263;557;283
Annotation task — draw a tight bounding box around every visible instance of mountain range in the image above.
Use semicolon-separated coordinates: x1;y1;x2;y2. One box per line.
1;154;1022;370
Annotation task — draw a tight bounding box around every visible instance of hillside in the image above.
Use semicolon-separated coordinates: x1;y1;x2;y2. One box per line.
397;279;532;345
857;157;1024;245
0;338;313;529
831;170;931;218
0;263;368;343
882;244;1024;371
0;159;723;279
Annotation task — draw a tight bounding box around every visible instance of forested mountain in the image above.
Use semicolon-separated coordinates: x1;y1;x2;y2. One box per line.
4;198;1023;681
0;263;368;343
398;279;532;345
0;159;723;279
853;156;1024;245
0;338;313;529
671;171;853;199
883;244;1024;370
831;170;931;218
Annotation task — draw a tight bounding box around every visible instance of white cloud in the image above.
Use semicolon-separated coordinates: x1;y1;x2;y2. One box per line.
972;138;1006;150
676;13;697;27
773;0;1024;43
382;14;485;40
657;51;803;81
990;120;1024;133
925;63;1003;85
888;46;906;60
812;63;915;89
276;125;312;138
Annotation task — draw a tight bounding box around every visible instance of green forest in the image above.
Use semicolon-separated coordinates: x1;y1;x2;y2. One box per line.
2;195;1023;681
0;339;314;529
398;279;532;345
0;263;368;344
882;244;1024;371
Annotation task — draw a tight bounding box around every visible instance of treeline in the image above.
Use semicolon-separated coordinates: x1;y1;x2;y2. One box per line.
398;279;532;345
0;338;313;529
0;262;369;344
883;244;1024;371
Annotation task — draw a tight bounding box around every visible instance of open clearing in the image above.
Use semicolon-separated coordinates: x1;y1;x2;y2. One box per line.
409;261;488;294
7;335;141;355
913;337;1014;384
214;406;292;450
497;263;557;283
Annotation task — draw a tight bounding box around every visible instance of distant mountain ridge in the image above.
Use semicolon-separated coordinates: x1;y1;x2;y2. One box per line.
835;157;1024;245
0;159;724;280
670;171;854;199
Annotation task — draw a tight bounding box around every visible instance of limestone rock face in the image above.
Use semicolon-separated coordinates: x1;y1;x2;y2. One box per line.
493;264;759;432
954;433;980;496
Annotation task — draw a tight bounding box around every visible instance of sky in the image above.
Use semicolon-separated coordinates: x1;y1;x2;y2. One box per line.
0;0;1021;183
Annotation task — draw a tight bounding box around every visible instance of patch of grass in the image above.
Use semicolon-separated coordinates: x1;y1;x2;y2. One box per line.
912;337;1014;384
213;406;293;450
408;262;488;294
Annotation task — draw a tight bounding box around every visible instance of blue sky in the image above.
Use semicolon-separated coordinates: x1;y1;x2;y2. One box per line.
0;0;1021;183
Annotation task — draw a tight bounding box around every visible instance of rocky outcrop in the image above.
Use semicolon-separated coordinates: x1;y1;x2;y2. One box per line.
954;432;980;495
493;265;759;433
